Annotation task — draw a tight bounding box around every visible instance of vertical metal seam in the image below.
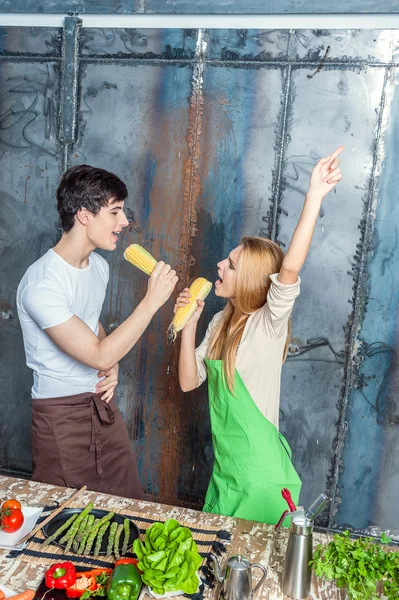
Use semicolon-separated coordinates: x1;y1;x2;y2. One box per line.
70;17;81;144
60;23;67;172
327;66;391;528
180;28;206;277
59;16;81;172
159;28;207;504
269;30;293;242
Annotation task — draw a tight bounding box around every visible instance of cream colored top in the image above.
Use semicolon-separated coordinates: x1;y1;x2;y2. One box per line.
195;273;300;429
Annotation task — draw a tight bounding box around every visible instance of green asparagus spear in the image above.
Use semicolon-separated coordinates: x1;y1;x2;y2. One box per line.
121;518;130;556
73;515;89;552
77;515;96;554
113;523;124;560
44;513;78;546
94;521;110;556
107;521;118;557
64;515;94;554
64;526;78;554
84;512;115;556
59;503;94;544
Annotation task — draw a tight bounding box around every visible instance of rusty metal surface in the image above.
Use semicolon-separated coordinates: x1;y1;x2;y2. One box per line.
1;0;399;13
336;68;399;535
2;23;399;536
0;475;347;600
0;25;63;473
277;63;389;524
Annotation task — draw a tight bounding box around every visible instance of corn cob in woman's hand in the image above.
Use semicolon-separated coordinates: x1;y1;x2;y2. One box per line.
167;277;212;342
124;244;212;341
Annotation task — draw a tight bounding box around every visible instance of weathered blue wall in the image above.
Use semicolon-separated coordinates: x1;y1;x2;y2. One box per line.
336;69;399;534
1;0;399;13
1;23;399;537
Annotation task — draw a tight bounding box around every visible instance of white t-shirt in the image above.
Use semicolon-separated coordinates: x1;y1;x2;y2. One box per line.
16;249;109;399
195;273;300;429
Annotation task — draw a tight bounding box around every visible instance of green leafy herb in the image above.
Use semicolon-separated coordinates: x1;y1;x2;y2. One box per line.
95;572;110;586
79;574;110;600
80;587;107;600
133;519;202;595
311;530;399;599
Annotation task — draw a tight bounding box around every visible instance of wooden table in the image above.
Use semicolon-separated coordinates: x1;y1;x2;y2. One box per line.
0;476;344;599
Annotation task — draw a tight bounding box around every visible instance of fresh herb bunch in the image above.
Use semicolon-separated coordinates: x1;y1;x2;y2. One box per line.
80;572;111;600
311;530;399;599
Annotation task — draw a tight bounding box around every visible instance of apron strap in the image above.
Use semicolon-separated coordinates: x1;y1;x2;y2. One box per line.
89;394;115;476
278;432;292;459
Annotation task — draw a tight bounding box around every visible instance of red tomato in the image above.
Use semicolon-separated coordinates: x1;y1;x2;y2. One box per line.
2;499;22;511
1;507;24;533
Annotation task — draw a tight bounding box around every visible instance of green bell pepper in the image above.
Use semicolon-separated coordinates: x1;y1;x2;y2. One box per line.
107;562;142;600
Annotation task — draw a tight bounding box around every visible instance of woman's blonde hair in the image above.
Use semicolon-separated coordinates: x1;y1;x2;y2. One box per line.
207;236;290;393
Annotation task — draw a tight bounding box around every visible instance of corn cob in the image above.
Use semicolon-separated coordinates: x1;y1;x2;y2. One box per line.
168;277;212;342
124;244;157;276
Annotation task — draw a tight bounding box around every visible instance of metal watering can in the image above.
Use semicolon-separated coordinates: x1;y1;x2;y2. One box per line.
210;554;267;600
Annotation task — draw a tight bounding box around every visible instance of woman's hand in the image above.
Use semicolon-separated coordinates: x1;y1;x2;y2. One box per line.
96;363;119;403
308;146;343;199
279;145;344;284
174;288;205;330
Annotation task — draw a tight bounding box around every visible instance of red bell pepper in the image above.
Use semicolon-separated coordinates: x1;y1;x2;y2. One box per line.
45;562;76;589
81;569;113;577
114;559;138;567
66;573;98;599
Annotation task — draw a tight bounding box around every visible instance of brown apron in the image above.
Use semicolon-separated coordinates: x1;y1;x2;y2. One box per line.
31;392;144;500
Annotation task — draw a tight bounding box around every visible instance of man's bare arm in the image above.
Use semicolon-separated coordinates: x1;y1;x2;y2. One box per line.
45;262;178;371
98;322;107;341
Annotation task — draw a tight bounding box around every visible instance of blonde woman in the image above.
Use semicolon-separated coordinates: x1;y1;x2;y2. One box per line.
175;147;343;524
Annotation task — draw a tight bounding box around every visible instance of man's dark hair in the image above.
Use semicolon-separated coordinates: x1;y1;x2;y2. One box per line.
57;165;128;232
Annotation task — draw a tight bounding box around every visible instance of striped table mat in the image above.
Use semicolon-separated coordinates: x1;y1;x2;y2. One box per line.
8;500;231;597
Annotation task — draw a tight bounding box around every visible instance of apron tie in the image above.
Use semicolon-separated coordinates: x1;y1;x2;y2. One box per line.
89;394;115;476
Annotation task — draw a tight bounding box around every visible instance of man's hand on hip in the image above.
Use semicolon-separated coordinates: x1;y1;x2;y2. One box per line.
96;363;119;403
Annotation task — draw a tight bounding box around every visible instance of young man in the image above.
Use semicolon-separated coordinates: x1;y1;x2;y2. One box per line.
17;165;178;499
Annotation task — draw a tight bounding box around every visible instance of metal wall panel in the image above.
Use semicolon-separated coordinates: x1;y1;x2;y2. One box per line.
336;69;399;535
2;23;399;534
1;0;399;14
0;26;62;473
80;28;196;57
0;26;62;54
278;65;387;522
74;40;197;500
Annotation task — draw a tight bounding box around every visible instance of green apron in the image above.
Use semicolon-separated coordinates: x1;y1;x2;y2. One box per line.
203;359;302;525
